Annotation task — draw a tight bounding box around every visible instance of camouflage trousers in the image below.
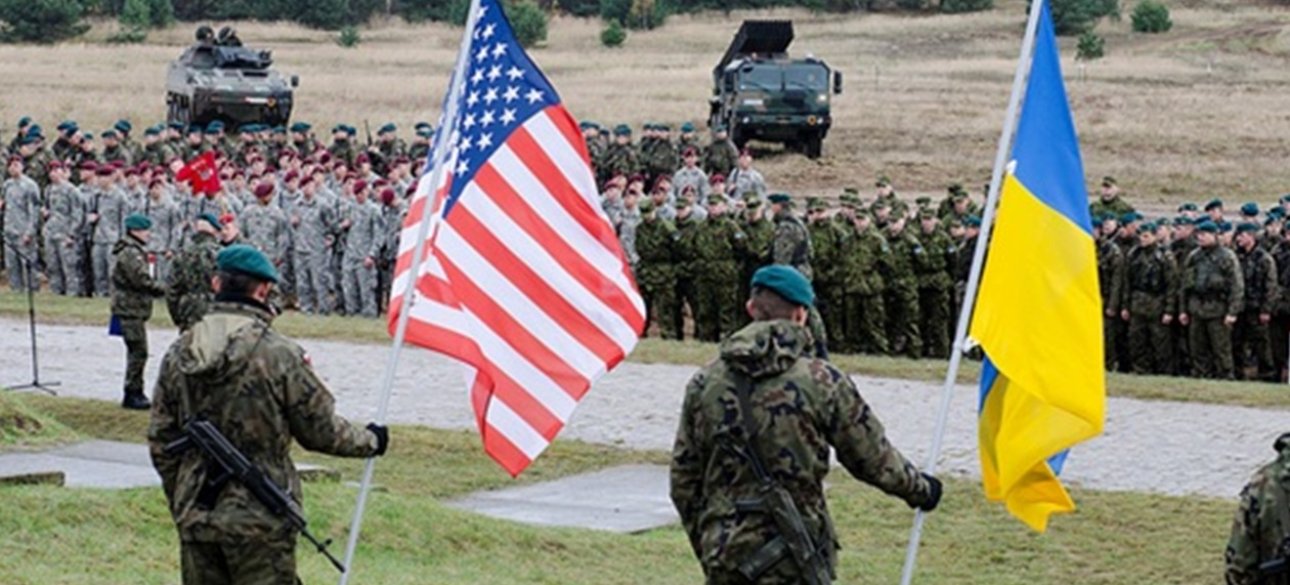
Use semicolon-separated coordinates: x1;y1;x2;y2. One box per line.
1188;317;1235;380
340;260;378;318
1272;314;1290;382
815;281;846;354
637;264;678;339
1172;321;1192;377
1232;311;1274;381
675;271;698;341
843;291;887;355
917;286;950;359
692;261;740;342
1127;314;1173;375
181;538;301;585
294;252;333;315
4;236;37;291
92;242;117;297
884;284;921;359
43;235;82;296
119;318;148;395
1103;314;1119;371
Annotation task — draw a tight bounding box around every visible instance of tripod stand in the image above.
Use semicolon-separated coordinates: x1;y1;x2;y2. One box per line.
4;240;58;395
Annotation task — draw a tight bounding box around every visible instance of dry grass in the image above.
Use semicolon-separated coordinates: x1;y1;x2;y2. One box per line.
2;1;1290;209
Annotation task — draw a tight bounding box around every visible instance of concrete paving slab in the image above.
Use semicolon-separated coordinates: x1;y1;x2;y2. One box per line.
0;440;333;490
448;464;678;534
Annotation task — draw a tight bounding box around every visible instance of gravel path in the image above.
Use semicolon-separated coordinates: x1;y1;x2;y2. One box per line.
2;317;1283;500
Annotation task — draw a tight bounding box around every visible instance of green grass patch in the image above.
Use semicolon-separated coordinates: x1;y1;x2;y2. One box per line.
0;392;75;448
0;395;1236;583
3;292;1287;409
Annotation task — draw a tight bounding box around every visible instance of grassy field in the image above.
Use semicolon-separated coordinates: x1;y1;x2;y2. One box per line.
4;290;1288;409
0;392;1236;584
0;1;1288;207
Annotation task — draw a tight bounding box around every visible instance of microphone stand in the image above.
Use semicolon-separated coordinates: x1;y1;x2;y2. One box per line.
3;237;59;395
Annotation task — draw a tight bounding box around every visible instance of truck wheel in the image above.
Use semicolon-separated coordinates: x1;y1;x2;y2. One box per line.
804;134;823;159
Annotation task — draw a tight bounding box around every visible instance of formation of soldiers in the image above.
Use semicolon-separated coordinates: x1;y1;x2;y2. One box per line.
1092;178;1290;382
0;116;426;320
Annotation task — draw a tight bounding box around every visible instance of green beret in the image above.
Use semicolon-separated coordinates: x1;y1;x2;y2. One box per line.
658;123;671;132
964;215;982;228
751;266;815;308
1140;221;1158;232
217;244;280;284
1269;207;1285;219
1219;220;1233;233
712;124;728;133
378;123;397;135
613;124;631;136
17;116;31;127
768;193;792;205
1204;198;1223;211
1236;222;1260;234
101;130;118;139
1173;215;1192;226
680;122;695;133
579;120;599;130
168;121;185;130
1280;194;1290;204
1119;211;1142;224
1177;202;1198;212
1240;202;1260;217
206;121;224;134
197;212;222;228
290;122;312;133
272;125;286;135
1195;220;1218;233
124;213;152;231
114;119;132;134
144;126;161;137
417;128;434;138
1265;215;1281;227
414;121;432;131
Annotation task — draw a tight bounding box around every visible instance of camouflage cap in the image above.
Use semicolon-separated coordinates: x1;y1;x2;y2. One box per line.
805;196;825;211
875;175;892;187
675;197;692;210
1101;176;1117;187
751;265;815;308
638;198;655;213
124;213;152;231
217;244;280;284
742;191;763;206
842;187;859;196
708;193;727;205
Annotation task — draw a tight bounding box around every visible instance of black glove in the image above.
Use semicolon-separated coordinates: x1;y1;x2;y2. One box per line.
367;423;389;457
916;473;943;512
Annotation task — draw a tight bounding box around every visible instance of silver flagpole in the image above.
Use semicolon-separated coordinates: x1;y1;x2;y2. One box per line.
897;1;1046;583
336;1;482;582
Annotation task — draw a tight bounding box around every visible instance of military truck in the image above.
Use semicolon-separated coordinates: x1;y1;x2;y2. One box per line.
709;20;841;159
165;26;298;131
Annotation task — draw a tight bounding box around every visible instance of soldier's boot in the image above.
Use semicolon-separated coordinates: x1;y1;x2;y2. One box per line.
122;392;151;410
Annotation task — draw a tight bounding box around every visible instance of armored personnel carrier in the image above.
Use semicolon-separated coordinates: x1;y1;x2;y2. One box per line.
709;20;842;158
165;26;298;131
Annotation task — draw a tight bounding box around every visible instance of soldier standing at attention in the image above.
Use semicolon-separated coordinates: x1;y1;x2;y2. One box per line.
913;208;955;359
42;161;86;296
672;146;711;206
1096;215;1126;371
1087;176;1134;218
1232;223;1279;381
737;193;775;323
805;197;845;350
1179;220;1244;380
241;183;291;276
147;245;389;585
340;181;384;318
166;214;223;331
727;149;767;206
839;199;890;355
701;125;739;178
691;193;746;341
600;125;639;183
632;198;679;339
670;265;941;584
1120;222;1178;375
884;214;924;359
1224;432;1290;585
112;214;166;410
3;156;41;291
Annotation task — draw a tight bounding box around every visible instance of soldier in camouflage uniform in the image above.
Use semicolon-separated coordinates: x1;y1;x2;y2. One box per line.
241;183;291;275
727;150;767;206
1224;432;1290;585
88;167;130;296
884;216;923;359
340;182;384;318
600;125;639;184
147;245;388;585
1088;176;1135;219
42;162;85;295
137;179;181;283
738;194;775;324
768;194;811;279
670;265;941;585
913;209;955;359
167;214;223;332
839;200;890;355
1096;215;1126;371
701;125;739;178
672;147;710;206
291;177;336;315
1170;217;1198;376
635;199;679;339
1119;223;1178;375
672;199;702;339
646;123;679;185
872;176;908;220
1180;221;1244;380
112;214;167;410
3;156;41;291
691;194;746;341
1232;223;1279;381
806;198;846;350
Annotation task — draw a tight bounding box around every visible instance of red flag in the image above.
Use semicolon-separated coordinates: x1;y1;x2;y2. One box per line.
176;152;222;195
388;0;644;477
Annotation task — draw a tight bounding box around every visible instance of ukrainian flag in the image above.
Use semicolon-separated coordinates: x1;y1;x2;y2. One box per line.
968;0;1106;532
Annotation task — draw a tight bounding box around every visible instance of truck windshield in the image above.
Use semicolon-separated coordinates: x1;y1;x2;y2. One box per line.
738;66;782;92
784;65;828;91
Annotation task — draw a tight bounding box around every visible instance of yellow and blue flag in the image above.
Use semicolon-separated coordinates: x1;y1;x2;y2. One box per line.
968;0;1106;533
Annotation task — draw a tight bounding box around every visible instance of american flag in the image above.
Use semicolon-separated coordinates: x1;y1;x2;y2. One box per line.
389;0;646;477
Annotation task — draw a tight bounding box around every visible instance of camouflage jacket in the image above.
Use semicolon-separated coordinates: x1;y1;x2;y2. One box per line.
702;139;739;178
1182;245;1244;319
1237;245;1279;315
1123;242;1178;317
241;201;291;263
771;210;812;281
1225;433;1290;585
166;231;221;331
601;143;639;178
3;175;40;239
147;300;379;543
1097;237;1126;314
670;320;935;578
111;235;165;320
1088;196;1135;219
914;228;956;290
884;229;924;291
635;216;678;266
807;219;846;287
740;215;774;269
840;223;889;296
43;181;85;241
692;215;746;264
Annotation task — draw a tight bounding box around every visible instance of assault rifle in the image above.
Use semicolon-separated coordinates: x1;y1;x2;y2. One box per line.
164;419;346;573
1260;536;1290;577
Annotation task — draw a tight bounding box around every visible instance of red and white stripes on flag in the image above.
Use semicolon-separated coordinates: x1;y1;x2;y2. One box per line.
389;98;644;474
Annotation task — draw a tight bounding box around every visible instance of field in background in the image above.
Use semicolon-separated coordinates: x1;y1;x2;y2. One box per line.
0;393;1235;584
0;0;1288;208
